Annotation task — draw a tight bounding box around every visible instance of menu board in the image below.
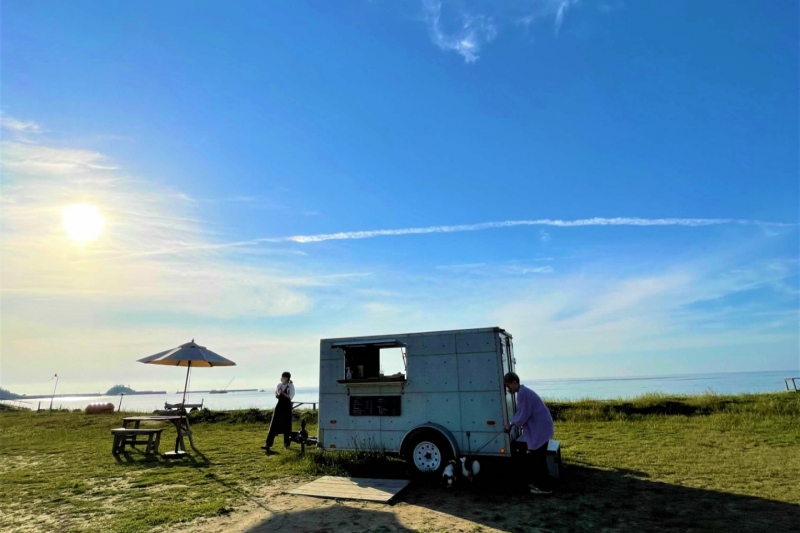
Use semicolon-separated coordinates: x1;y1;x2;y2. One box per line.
349;396;402;417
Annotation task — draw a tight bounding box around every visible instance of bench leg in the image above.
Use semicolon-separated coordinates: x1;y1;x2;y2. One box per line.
153;431;161;454
145;433;155;454
112;434;121;455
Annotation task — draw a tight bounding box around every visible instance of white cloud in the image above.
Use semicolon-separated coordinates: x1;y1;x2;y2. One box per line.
419;0;579;62
108;216;790;258
285;216;790;243
67;215;790;258
0;132;366;320
436;261;553;276
2;143;120;174
494;259;799;378
422;0;498;63
554;0;571;34
1;116;46;135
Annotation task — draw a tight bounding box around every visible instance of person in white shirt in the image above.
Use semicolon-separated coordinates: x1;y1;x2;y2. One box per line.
261;371;295;453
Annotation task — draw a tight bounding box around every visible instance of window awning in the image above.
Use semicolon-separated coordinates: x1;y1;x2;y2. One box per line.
332;338;403;348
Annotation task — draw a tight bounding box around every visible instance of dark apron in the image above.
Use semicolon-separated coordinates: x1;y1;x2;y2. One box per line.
270;393;293;435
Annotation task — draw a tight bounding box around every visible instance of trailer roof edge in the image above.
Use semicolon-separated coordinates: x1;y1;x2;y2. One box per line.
321;326;510;343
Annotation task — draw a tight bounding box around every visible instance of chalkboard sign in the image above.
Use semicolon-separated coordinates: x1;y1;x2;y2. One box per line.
349;396;401;417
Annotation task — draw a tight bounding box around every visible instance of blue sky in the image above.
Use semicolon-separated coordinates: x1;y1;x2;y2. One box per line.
1;0;798;394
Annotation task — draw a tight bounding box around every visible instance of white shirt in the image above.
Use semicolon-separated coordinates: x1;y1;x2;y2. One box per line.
275;381;295;400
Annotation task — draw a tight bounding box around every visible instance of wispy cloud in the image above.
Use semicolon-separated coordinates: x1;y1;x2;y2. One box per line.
1;116;46;135
2;142;120;173
0;120;365;320
419;0;579;62
1;115;49;145
286;217;792;243
554;0;570;34
436;261;553;276
495;257;799;377
85;216;790;259
422;0;498;63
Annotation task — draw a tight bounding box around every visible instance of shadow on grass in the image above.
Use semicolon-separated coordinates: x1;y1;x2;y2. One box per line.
241;457;800;533
112;448;210;467
202;472;272;513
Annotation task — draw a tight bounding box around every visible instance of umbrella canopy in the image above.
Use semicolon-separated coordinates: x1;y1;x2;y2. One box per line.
138;340;236;407
138;340;236;367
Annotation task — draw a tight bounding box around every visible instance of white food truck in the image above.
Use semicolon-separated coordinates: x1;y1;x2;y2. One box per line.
317;327;560;476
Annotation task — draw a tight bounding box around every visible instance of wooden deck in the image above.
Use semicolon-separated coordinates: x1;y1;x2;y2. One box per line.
288;476;410;503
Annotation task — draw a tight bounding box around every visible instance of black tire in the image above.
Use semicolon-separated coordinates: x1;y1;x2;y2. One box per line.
404;430;454;477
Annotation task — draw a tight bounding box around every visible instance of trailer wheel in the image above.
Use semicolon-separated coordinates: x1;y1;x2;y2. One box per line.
405;431;453;476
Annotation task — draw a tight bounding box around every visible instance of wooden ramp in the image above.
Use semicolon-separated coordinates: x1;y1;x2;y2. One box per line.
288;476;410;503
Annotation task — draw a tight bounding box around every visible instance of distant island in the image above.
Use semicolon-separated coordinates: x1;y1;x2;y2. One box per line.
106;385;137;395
0;387;22;400
0;385;166;400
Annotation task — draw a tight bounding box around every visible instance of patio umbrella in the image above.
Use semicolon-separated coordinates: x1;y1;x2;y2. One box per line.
138;340;236;409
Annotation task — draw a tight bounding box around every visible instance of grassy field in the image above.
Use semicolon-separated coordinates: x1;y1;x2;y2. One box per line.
0;393;798;532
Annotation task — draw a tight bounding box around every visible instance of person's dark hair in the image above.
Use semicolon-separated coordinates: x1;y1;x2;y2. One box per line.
281;371;291;380
503;372;520;385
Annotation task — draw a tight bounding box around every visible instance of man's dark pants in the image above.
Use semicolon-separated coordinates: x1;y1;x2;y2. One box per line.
513;440;553;491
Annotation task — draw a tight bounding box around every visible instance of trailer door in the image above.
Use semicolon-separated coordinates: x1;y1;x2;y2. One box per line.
500;334;516;420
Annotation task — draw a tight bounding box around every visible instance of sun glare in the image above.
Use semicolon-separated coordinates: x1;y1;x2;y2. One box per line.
62;204;106;243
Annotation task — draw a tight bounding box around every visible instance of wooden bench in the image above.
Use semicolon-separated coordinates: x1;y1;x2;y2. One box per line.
111;428;164;455
122;415;196;456
164;400;203;411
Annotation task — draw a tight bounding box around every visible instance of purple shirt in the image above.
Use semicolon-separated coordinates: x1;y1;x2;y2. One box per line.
511;385;554;450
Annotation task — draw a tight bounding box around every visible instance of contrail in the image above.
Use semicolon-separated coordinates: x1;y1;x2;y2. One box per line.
73;217;792;263
286;217;790;243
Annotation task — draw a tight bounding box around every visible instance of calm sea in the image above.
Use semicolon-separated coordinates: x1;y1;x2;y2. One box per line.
9;370;797;413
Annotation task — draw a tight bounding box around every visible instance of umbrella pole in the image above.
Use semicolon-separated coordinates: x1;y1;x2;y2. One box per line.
181;361;191;410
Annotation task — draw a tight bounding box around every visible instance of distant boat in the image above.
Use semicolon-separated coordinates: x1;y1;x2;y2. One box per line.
210;377;235;394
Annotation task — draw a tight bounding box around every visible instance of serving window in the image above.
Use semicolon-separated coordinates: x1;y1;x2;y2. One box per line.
334;339;407;383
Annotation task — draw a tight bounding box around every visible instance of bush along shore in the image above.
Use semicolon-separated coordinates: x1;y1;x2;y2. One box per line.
0;392;798;532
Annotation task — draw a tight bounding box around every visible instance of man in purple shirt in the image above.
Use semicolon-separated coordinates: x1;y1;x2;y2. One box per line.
503;372;555;494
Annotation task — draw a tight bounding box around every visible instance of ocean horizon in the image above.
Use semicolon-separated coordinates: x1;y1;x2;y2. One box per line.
4;369;796;413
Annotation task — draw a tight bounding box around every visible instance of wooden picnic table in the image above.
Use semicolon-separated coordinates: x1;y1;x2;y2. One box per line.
122;415;195;456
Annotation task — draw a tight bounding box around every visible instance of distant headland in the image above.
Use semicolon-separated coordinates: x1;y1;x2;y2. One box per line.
0;385;166;400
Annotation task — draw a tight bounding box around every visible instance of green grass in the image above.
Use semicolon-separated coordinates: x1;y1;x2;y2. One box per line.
549;392;800;503
0;393;798;532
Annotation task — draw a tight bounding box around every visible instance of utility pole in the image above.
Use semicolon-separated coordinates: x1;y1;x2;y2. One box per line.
49;374;59;412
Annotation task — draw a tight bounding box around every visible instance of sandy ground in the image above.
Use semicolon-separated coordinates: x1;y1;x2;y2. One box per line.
168;480;526;533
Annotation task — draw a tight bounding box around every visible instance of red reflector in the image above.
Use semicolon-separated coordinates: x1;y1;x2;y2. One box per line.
330;444;336;448
330;420;337;424
486;420;496;425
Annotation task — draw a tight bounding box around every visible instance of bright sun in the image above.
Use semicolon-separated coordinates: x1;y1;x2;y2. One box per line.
62;204;106;243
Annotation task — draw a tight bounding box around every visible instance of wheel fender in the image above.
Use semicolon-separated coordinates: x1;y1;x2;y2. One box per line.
400;423;460;459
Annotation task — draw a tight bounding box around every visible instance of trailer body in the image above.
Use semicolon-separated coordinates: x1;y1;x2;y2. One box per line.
318;327;518;468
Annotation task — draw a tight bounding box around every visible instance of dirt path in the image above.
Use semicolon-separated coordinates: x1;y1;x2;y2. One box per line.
167;481;523;533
